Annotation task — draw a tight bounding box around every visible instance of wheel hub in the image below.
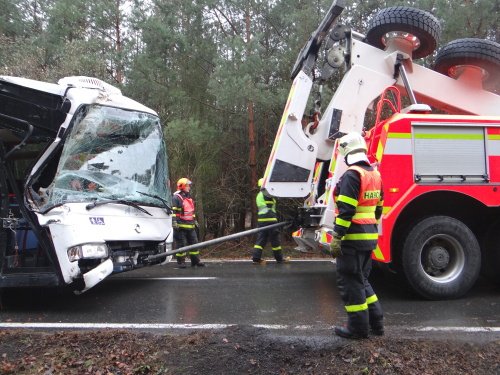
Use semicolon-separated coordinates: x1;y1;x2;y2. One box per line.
427;246;450;269
448;65;488;81
382;31;421;51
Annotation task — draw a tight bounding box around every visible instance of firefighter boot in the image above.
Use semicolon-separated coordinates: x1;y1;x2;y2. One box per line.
190;255;205;267
370;325;384;336
176;256;187;269
252;246;266;264
369;299;384;336
274;250;290;264
370;318;384;336
334;326;368;340
252;259;267;265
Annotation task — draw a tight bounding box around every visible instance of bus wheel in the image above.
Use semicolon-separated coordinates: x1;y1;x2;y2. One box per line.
366;6;441;59
434;38;500;92
402;216;480;300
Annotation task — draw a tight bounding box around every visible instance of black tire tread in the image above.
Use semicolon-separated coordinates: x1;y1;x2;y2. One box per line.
366;6;441;59
434;38;500;87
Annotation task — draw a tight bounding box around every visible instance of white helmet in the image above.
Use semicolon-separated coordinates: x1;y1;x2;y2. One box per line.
337;132;367;157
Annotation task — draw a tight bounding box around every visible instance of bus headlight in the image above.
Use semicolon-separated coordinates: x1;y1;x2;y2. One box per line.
67;243;109;261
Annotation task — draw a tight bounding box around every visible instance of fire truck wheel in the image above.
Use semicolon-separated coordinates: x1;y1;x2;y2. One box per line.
402;216;481;300
366;6;441;59
434;38;500;92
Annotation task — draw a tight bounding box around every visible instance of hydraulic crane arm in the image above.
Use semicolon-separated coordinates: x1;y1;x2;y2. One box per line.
291;0;346;80
263;15;500;199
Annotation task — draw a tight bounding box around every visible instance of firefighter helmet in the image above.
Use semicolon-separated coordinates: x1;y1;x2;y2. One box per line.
258;178;264;188
337;132;367;157
177;177;192;191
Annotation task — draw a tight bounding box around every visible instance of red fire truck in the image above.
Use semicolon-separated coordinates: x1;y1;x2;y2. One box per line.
262;1;500;299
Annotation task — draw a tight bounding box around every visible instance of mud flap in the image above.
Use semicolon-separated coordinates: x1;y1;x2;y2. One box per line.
317;227;335;254
292;228;319;252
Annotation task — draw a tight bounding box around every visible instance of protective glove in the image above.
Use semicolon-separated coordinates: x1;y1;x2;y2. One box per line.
194;220;199;228
319;242;332;256
172;220;179;229
329;238;342;258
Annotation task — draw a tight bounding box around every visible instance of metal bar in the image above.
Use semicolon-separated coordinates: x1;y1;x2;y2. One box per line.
350;30;365;41
147;221;291;261
399;64;418;105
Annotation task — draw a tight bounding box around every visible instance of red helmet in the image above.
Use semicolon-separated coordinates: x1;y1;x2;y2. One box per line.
177;178;192;191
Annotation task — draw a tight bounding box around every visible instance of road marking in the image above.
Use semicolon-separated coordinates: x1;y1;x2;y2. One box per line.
0;323;312;330
1;322;499;333
0;323;230;330
415;326;500;333
0;323;322;330
212;259;330;262
113;277;217;281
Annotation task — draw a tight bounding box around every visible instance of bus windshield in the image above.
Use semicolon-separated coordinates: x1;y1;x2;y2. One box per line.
42;105;171;209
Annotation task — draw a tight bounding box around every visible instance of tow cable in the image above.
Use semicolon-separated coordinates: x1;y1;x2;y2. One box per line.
147;221;291;262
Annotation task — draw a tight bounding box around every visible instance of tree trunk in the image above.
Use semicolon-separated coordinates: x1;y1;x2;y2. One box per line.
246;4;257;226
195;184;205;241
114;0;123;84
263;111;269;151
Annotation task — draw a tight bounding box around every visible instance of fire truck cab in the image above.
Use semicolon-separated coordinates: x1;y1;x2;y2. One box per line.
262;0;500;299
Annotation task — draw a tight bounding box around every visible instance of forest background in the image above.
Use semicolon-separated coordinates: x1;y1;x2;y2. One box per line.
0;0;497;241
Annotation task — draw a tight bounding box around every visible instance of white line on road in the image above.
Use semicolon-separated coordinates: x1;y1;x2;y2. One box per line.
415;326;500;333
114;277;217;281
0;322;499;333
165;259;332;263
0;323;230;330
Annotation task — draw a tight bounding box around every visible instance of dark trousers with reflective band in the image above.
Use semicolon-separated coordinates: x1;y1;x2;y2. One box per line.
174;228;201;264
336;246;383;334
252;222;283;261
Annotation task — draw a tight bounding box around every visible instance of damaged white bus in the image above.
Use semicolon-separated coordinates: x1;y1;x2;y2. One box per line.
0;76;173;293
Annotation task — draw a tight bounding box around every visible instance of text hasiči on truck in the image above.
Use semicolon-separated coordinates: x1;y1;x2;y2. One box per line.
262;0;500;299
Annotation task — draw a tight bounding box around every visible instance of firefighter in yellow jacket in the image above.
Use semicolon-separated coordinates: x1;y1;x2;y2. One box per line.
252;178;289;265
172;178;204;268
330;132;384;339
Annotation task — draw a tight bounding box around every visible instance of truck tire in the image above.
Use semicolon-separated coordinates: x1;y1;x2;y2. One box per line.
434;38;500;92
366;7;441;59
480;220;500;284
402;216;480;300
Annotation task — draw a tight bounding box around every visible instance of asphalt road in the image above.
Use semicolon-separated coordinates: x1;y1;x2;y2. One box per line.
1;260;499;340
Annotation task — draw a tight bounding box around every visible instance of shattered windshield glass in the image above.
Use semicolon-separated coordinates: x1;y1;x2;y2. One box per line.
41;105;171;209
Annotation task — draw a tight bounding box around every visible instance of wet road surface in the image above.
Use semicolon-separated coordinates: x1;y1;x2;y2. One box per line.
1;260;499;339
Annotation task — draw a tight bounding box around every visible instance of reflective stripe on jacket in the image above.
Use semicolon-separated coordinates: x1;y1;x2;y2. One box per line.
256;191;277;223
